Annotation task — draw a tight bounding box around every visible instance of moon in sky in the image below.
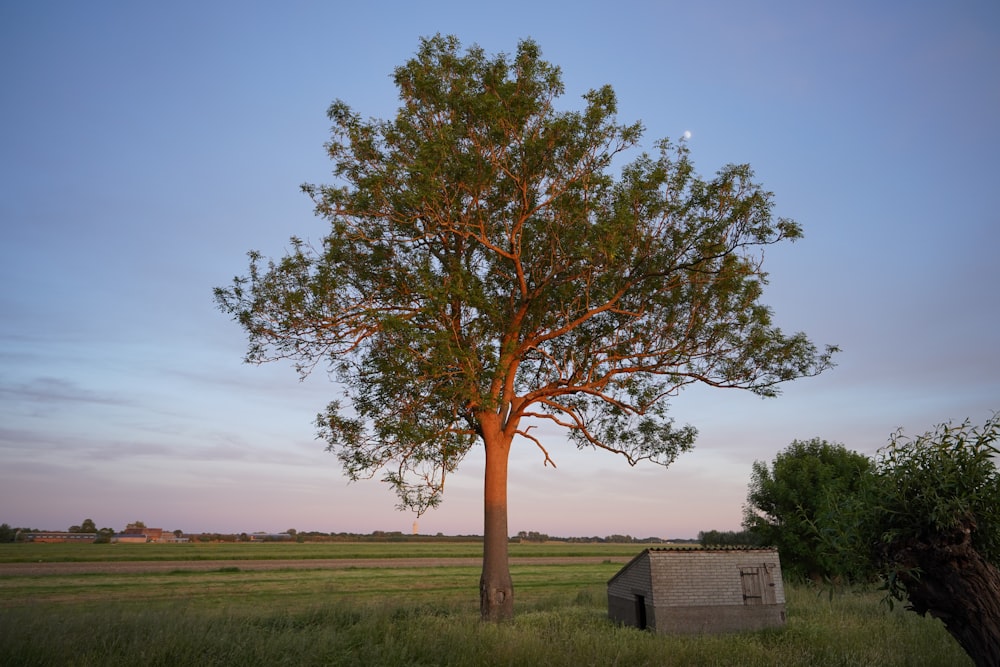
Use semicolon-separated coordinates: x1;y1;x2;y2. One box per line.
683;130;692;140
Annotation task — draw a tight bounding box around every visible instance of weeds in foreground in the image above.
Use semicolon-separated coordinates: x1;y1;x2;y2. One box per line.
0;584;970;666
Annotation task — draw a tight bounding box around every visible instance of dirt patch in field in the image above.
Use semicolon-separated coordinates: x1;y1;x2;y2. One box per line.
0;556;630;577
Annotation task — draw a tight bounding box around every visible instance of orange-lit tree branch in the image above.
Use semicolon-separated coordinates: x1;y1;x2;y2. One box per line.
215;35;837;622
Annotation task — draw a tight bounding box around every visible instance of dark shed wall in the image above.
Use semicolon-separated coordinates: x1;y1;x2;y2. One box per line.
607;551;653;629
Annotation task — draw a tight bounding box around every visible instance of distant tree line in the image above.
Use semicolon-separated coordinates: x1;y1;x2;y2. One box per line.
697;529;762;547
0;524;36;543
1;524;691;545
270;531;677;544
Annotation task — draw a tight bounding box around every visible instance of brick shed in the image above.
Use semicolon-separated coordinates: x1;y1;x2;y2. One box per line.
607;548;786;634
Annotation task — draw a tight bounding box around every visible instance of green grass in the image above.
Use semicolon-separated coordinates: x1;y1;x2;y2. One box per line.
0;562;619;610
0;540;644;563
0;547;972;666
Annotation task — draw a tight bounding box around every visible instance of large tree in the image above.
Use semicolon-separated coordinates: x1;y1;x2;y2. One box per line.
743;438;872;580
823;416;1000;667
215;35;836;622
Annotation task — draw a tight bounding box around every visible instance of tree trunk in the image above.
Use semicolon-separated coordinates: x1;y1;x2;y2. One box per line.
480;421;513;622
892;526;1000;667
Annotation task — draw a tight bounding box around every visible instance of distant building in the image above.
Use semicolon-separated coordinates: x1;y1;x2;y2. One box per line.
24;532;97;543
607;548;786;634
121;524;164;542
248;532;293;542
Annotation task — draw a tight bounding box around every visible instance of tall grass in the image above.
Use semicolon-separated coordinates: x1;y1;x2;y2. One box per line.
0;567;970;666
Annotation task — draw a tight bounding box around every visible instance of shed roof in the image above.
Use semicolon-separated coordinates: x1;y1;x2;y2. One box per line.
608;547;779;585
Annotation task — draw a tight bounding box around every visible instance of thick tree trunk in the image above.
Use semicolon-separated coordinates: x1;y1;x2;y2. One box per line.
892;526;1000;667
480;423;513;622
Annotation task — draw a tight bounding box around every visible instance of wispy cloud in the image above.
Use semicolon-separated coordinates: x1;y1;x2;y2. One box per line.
0;376;134;408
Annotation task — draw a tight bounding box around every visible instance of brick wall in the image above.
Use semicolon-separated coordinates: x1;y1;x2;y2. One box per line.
607;548;786;634
648;549;784;607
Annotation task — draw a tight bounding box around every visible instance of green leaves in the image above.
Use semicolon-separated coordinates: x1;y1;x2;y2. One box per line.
216;34;836;512
743;438;873;581
871;415;1000;566
788;414;1000;606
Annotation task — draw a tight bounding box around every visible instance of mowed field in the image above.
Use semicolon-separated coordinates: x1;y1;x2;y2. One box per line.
0;541;971;666
0;540;639;571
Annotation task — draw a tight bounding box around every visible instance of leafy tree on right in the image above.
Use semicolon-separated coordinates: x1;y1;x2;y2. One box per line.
743;437;872;581
821;415;1000;667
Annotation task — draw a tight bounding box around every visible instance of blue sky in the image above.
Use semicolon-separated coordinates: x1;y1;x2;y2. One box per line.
2;1;997;539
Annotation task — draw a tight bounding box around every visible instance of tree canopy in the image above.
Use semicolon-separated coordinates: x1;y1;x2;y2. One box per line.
816;415;1000;666
743;438;872;580
871;416;1000;568
215;34;837;620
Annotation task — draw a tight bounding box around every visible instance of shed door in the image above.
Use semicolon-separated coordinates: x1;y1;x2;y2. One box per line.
634;594;647;630
740;566;776;605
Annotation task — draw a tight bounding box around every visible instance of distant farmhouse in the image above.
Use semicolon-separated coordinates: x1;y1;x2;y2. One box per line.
608;548;786;634
24;532;97;543
112;523;188;543
112;522;160;543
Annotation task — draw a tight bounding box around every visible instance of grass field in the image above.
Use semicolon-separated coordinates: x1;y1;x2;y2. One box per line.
0;542;971;666
0;540;644;563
